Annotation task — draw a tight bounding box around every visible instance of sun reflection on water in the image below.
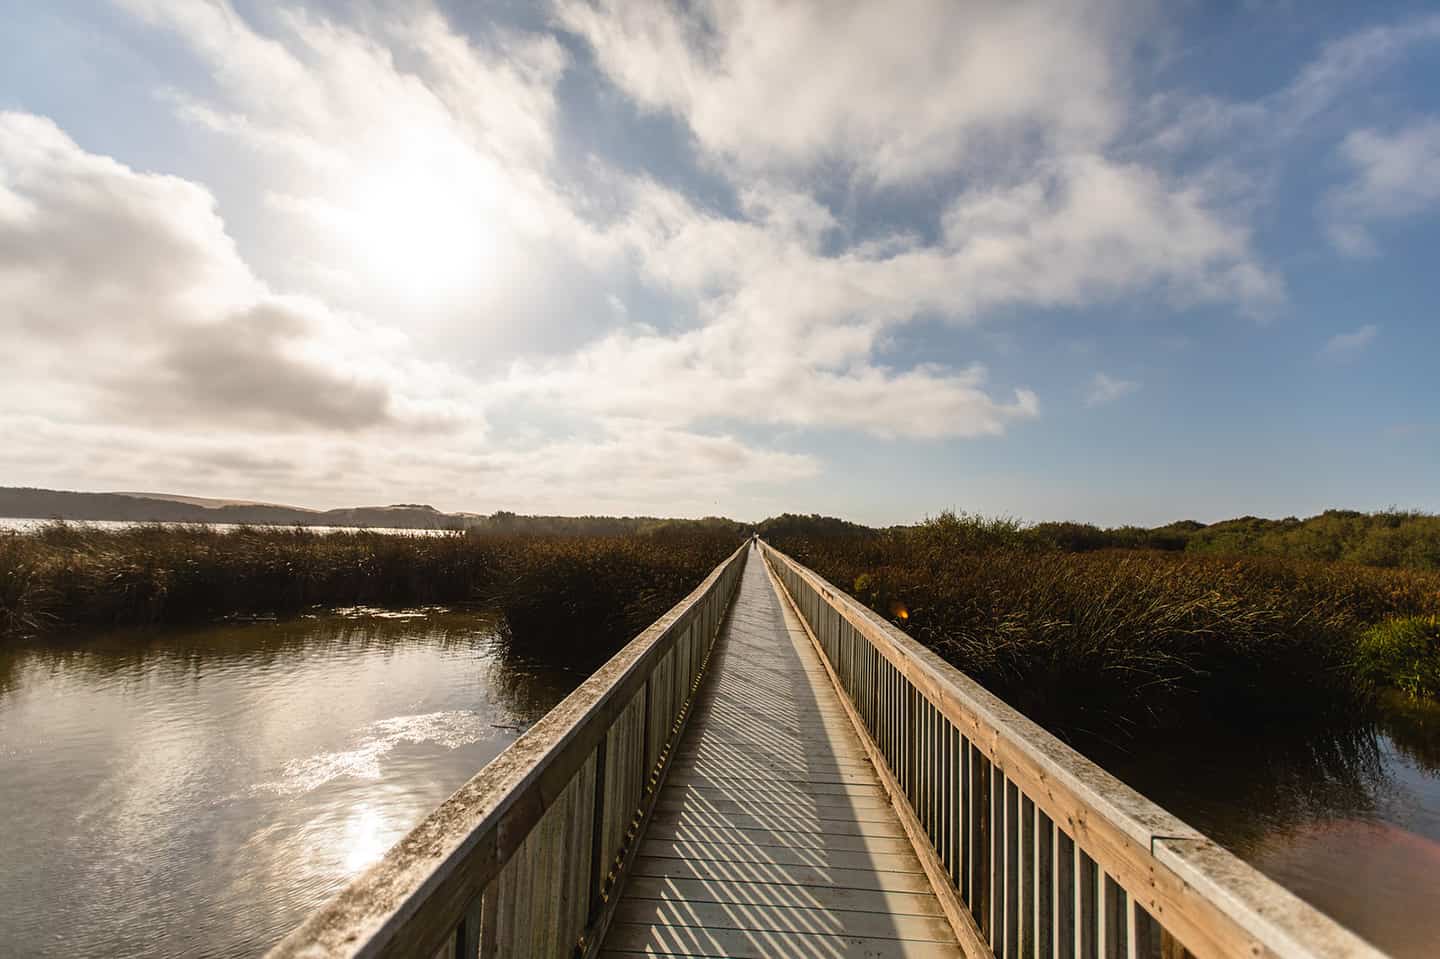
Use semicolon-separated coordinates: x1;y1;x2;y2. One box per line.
341;803;391;874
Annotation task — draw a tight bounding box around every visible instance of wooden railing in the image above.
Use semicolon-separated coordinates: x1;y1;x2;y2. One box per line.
760;540;1386;959
267;542;748;959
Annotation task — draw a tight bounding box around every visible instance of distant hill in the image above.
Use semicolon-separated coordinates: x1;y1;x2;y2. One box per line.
0;487;462;530
0;487;748;537
112;491;313;511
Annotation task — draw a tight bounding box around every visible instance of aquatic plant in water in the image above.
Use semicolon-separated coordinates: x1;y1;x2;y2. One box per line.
1357;616;1440;701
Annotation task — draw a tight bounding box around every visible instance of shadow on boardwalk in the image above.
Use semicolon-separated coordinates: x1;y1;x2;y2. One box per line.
601;545;963;957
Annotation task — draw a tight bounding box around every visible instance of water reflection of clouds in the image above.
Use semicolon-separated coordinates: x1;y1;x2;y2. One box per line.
252;711;500;795
0;610;579;957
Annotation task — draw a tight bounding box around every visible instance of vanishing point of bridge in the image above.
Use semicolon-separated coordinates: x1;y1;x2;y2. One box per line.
271;541;1385;959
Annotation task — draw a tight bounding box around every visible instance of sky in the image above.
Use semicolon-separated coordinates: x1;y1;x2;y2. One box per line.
1;0;1437;526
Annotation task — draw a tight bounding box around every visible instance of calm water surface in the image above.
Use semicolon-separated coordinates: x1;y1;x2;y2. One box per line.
0;610;580;958
1095;699;1440;958
4;610;1439;958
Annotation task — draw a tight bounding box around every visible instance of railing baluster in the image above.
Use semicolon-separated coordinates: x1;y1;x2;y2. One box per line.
453;892;481;959
945;719;956;887
975;746;990;941
585;736;607;928
1126;894;1140;959
1054;812;1065;956
1007;779;1021;959
991;766;1003;954
962;735;973;907
1080;851;1098;959
1022;795;1036;959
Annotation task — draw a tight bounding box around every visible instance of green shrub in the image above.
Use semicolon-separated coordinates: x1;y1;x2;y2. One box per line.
1356;616;1440;700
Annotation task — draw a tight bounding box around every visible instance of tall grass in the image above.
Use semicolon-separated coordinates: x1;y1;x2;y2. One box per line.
0;523;741;652
1356;616;1440;701
771;513;1440;740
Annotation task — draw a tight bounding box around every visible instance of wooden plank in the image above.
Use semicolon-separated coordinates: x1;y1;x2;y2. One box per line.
664;770;885;799
629;856;934;893
673;744;876;767
686;713;857;735
601;921;963;957
657;781;892;807
668;749;878;770
613;897;958;941
658;780;890;806
647;809;907;839
643;823;925;854
639;839;928;874
660;765;879;785
677;738;870;762
621;876;950;917
646;822;924;852
665;743;875;766
652;797;897;822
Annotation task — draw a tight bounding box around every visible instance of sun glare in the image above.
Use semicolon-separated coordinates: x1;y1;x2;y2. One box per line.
339;141;502;305
341;803;392;873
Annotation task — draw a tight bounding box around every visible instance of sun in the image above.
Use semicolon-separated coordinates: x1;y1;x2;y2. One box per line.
337;137;503;306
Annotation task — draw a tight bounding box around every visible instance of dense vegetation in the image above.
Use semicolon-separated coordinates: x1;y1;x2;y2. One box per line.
0;523;743;654
766;512;1440;740
1356;616;1440;701
759;508;1440;571
1013;510;1440;570
5;507;1439;736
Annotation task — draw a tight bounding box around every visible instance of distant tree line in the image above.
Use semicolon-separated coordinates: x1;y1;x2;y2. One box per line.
465;511;744;539
756;508;1440;571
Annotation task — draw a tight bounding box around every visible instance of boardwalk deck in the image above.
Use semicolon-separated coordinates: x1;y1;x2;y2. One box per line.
600;545;965;958
271;540;1386;959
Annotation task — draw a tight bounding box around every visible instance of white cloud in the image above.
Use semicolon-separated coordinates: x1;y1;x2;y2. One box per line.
0;109;811;513
559;0;1278;321
1085;373;1141;407
0;111;424;432
113;1;1052;443
116;0;615;355
1139;14;1440;155
1321;324;1379;357
557;0;1140;184
936;155;1279;313
1133;14;1440;266
1326;118;1440;256
2;0;1315;515
1286;16;1440;125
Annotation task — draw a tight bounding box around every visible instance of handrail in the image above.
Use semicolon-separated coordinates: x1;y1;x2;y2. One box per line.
760;540;1385;959
268;541;749;959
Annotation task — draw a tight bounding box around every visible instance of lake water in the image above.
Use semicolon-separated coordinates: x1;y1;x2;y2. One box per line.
0;610;580;958
1092;699;1440;958
3;611;1438;957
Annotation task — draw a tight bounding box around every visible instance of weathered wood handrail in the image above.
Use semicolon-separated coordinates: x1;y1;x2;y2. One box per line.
268;541;748;959
759;539;1386;959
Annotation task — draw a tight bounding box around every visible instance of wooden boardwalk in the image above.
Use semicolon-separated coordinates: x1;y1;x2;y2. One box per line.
601;545;965;957
272;540;1384;959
